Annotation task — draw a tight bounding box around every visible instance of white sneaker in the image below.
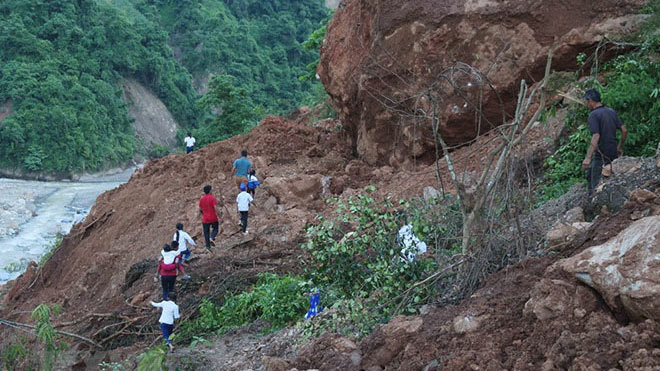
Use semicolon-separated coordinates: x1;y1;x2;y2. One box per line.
243;230;248;235
168;343;174;352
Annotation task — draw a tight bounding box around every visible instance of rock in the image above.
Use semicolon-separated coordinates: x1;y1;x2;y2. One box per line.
629;189;657;204
524;279;575;321
423;360;440;371
319;0;644;166
452;313;486;333
602;156;642;177
423;186;441;201
261;356;293;371
563;207;585;224
557;216;660;321
546;221;591;249
130;292;150;305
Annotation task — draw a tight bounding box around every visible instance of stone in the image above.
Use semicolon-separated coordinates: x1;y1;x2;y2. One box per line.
423;186;442;201
318;0;645;166
557;216;660;321
563;207;585;224
546;221;591;249
452;313;486;333
602;156;642;177
629;189;657;204
261;356;293;371
523;279;574;321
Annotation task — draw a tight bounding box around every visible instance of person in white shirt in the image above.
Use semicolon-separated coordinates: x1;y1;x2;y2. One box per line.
151;292;180;352
173;222;195;262
184;132;196;153
236;183;254;235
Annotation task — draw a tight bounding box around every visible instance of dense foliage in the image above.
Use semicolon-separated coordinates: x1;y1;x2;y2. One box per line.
0;0;330;174
541;34;660;200
0;0;199;174
130;0;329;115
174;273;309;344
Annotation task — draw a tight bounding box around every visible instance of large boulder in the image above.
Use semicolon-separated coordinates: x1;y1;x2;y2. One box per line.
557;216;660;321
319;0;644;167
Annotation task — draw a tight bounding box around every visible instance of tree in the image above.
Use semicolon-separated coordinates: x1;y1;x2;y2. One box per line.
197;74;256;144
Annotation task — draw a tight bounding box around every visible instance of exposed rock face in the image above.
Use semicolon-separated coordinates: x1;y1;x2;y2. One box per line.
0;100;12;123
123;79;179;148
319;0;644;166
558;215;660;321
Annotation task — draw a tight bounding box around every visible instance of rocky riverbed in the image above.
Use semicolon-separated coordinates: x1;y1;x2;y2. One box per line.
0;166;137;283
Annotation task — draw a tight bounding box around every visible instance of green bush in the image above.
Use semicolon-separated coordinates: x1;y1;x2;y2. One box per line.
176;273;310;342
541;47;660;201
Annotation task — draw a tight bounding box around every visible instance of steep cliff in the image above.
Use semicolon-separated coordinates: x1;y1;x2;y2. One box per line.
319;0;645;167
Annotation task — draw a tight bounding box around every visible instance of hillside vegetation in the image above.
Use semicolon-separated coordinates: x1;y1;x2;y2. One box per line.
0;0;328;175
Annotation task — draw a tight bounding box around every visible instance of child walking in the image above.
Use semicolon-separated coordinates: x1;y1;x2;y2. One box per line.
236;183;254;235
173;222;196;262
246;169;260;197
151;292;180;352
156;243;184;301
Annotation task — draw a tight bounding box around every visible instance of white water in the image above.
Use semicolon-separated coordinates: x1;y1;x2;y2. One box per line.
0;170;134;284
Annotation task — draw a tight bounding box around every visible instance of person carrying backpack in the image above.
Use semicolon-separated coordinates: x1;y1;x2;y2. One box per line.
151;292;180;352
156;243;184;300
236;183;254;235
247;169;260;197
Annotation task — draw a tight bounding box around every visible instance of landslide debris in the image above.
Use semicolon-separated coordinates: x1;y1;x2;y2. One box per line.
319;0;645;167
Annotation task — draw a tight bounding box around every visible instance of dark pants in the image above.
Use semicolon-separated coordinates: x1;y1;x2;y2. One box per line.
161;275;176;301
240;211;249;232
248;187;256;197
587;155;612;193
202;221;219;248
186;146;194;153
181;248;191;261
160;323;174;344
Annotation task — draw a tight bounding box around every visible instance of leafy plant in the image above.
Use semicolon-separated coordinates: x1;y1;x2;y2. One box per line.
39;233;64;268
176;274;310;342
1;337;30;371
30;304;66;371
136;346;167;371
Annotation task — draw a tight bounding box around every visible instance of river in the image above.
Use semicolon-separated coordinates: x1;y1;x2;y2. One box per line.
0;167;137;284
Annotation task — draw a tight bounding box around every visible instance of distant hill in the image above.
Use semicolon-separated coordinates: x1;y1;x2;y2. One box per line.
0;0;328;176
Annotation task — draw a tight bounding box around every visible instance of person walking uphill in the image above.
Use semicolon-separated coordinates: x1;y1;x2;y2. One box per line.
582;88;627;193
232;149;252;191
199;185;221;249
151;292;180;352
237;182;254;235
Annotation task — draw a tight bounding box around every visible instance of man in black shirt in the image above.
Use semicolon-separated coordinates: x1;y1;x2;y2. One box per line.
581;89;627;192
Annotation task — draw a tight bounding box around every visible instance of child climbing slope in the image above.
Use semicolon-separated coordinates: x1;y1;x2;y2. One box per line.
151;292;180;352
236;183;254;235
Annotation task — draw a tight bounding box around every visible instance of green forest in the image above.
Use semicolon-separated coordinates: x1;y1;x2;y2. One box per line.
0;0;328;175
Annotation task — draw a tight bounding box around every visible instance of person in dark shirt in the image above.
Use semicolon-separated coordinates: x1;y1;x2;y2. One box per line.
581;89;627;192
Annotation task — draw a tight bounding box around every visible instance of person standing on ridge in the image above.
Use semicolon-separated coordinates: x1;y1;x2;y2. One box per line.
199;185;221;249
581;88;627;193
236;182;254;235
232;149;252;191
151;292;180;352
184;132;196;153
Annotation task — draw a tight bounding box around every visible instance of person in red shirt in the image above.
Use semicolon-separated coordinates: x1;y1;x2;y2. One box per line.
199;184;222;249
155;243;184;300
